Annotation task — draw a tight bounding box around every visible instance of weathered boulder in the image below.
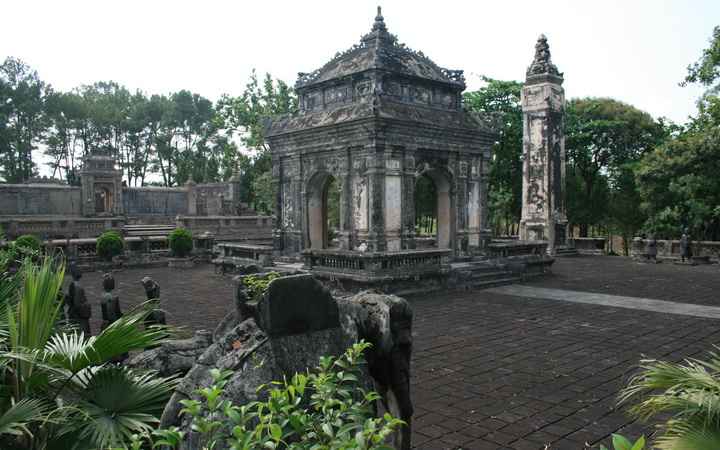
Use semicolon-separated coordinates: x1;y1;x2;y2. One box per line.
129;274;413;449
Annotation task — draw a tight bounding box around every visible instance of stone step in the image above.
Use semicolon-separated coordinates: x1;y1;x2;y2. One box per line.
124;225;176;237
471;276;523;290
451;260;524;290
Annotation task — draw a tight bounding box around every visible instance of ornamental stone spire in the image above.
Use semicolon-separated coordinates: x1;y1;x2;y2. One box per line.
519;34;574;256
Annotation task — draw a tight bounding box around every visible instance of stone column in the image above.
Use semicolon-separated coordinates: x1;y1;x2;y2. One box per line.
186;175;197;215
401;153;417;250
519;34;570;255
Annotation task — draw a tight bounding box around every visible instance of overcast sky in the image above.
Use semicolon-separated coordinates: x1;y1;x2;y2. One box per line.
2;0;718;125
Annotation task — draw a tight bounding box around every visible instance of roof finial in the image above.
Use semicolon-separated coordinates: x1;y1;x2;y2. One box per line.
373;6;385;31
526;33;562;81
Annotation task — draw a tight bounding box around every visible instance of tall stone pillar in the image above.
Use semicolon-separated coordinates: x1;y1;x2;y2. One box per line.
519;34;570;255
186;175;197;215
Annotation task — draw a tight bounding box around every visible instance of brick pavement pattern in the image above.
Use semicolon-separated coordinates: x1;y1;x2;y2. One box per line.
67;256;720;449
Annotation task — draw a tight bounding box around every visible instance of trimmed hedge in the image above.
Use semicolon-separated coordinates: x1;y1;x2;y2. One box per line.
97;232;124;261
167;228;193;258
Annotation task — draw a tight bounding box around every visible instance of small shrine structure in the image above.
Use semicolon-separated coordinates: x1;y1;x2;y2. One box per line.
262;8;499;277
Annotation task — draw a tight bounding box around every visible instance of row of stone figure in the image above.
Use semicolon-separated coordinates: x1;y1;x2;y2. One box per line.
62;265;167;363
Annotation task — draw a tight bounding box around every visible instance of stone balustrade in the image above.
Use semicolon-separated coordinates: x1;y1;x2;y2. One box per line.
568;237;606;255
212;243;275;276
486;240;554;276
300;248;453;295
35;233;214;269
1;217;126;239
633;237;720;262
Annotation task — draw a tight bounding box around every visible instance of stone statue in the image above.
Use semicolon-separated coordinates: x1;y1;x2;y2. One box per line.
645;226;657;260
66;265;91;334
680;227;693;262
100;273;127;363
141;276;161;301
141;277;166;350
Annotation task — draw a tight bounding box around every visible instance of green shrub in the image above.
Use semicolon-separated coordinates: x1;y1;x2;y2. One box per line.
327;226;336;241
13;234;41;259
96;231;124;261
167;228;194;257
146;341;403;449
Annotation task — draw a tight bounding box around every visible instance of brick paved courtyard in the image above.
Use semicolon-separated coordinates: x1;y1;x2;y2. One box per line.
67;256;720;449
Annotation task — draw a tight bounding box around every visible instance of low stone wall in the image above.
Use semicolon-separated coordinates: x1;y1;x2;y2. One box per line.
176;215;274;240
633;237;720;262
39;233;214;269
486;240;554;276
301;248;453;295
568;237;606;255
212;243;275;276
1;216;126;240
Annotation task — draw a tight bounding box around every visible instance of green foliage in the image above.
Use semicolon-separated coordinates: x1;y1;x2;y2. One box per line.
636;129;720;240
636;26;720;241
166;228;194;258
328;227;336;242
250;170;277;214
152;341;402;449
11;235;40;259
0;57;49;183
96;231;124;261
463;76;524;233
600;434;645;450
488;183;515;237
682;25;720;94
415;176;436;233
0;252;179;449
241;271;281;301
565;98;665;238
217;70;297;211
618;348;720;449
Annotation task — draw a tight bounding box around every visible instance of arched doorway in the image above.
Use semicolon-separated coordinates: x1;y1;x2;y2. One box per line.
307;172;340;249
415;170;452;248
94;187;112;213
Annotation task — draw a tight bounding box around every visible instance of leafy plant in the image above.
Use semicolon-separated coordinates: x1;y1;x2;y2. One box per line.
618;348;720;449
11;234;41;260
153;341;402;449
96;231;124;261
0;251;180;449
600;434;645;450
166;228;194;258
327;227;336;241
241;271;281;301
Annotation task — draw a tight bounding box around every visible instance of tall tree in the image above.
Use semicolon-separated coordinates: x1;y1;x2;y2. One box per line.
636;26;720;240
565;98;663;237
44;90;87;182
0;57;51;183
153;90;218;186
217;71;297;209
462;76;524;234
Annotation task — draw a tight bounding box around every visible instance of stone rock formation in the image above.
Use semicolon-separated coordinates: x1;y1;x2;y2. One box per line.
128;273;413;449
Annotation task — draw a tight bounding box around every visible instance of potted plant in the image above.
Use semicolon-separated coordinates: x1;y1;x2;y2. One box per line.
166;228;194;268
96;231;124;269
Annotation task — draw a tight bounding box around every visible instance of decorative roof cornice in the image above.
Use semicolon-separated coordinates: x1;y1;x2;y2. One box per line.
295;7;465;88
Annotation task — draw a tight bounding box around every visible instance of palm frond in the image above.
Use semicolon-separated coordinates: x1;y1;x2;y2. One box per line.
620;350;720;448
0;397;53;436
653;416;720;449
43;302;179;373
54;365;178;449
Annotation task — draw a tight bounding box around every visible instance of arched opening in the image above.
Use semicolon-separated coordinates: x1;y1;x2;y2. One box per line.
415;171;452;248
94;187;112;213
307;172;340;249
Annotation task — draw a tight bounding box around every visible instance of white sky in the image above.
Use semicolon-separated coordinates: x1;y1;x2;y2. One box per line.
2;0;718;126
